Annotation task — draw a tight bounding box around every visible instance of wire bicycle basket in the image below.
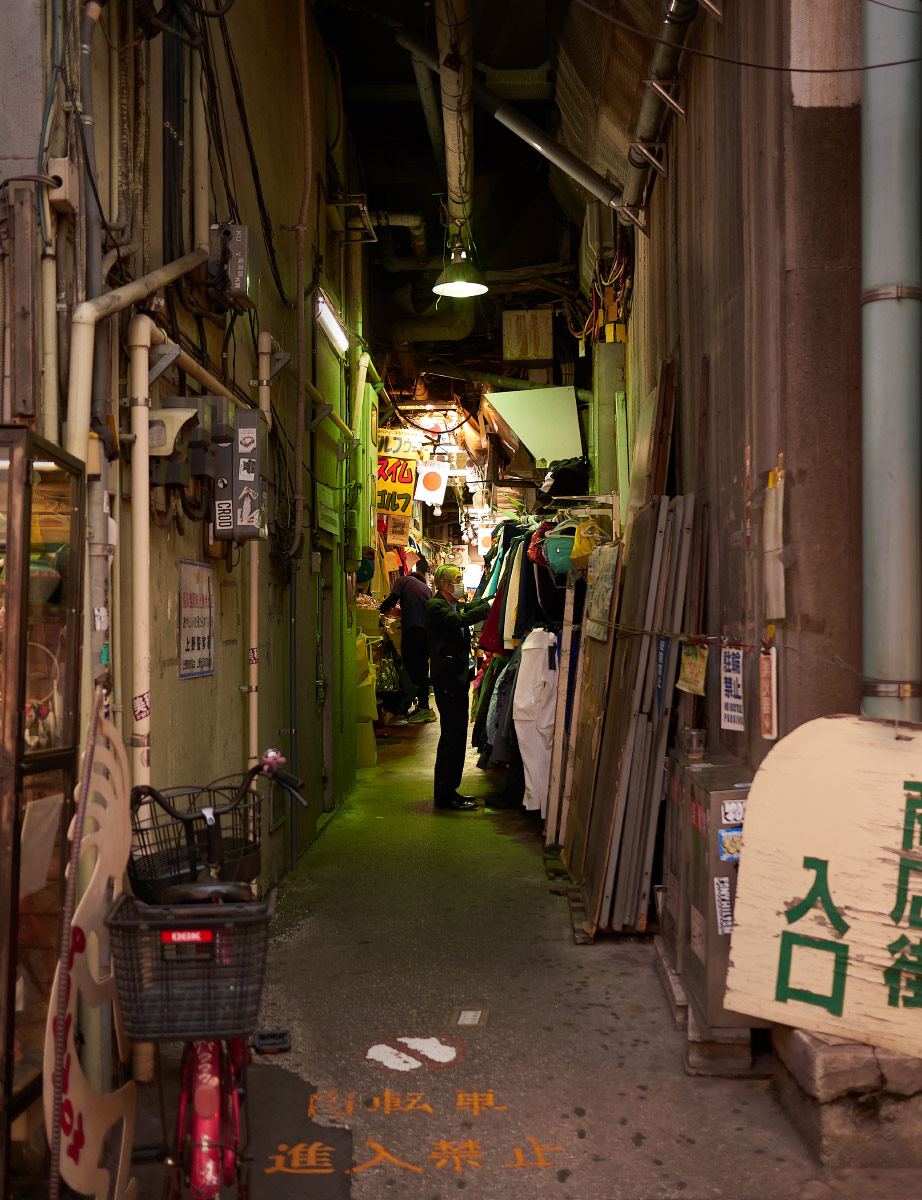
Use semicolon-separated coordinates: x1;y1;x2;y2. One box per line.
127;777;263;904
106;893;275;1041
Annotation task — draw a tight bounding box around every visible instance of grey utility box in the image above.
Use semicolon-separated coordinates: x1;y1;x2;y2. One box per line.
679;761;768;1030
661;749;737;975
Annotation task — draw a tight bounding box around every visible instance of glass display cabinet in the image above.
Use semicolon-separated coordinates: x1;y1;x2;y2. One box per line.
0;429;84;1190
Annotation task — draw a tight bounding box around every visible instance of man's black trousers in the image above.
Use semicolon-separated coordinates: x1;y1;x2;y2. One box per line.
400;626;430;709
432;685;470;800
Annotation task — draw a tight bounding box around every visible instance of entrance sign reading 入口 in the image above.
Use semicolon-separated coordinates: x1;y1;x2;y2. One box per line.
179;560;215;678
377;455;416;514
725;715;922;1058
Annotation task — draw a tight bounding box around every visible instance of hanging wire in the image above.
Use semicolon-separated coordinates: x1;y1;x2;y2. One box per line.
574;0;921;73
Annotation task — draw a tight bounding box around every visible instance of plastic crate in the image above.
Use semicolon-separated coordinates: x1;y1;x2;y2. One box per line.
106;893;275;1041
128;780;263;904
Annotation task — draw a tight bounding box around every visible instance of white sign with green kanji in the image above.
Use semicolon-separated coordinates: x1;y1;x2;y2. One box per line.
725;714;922;1057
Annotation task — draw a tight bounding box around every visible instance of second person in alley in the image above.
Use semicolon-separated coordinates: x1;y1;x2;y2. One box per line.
379;556;436;723
426;565;491;811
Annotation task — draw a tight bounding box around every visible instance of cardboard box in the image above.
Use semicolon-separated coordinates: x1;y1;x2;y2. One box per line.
356;719;377;767
356;633;370;683
356;607;382;636
356;678;378;722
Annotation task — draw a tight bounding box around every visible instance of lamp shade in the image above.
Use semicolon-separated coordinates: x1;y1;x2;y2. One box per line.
432;243;488;298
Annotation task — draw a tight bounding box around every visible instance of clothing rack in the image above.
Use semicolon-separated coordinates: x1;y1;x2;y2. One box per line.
538;492;620;536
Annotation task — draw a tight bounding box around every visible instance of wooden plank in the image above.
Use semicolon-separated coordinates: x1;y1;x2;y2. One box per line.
581;498;668;934
611;505;676;929
545;580;576;846
560;598;590;871
649;359;677;502
561;555;622;881
635;495;696;931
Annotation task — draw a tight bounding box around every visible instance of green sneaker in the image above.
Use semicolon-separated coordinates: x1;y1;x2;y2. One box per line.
408;708;437;724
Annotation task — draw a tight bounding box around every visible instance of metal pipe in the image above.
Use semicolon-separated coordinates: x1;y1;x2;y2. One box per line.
861;0;922;720
396;28;622;211
288;0;313;559
351;351;369;438
126;314;153;787
248;334;272;765
191;46;210;250
40;190;59;441
391;298;475;344
305;375;353;438
64;247;207;461
621;0;698;214
434;0;473;232
410;53;446;180
371;211;427;264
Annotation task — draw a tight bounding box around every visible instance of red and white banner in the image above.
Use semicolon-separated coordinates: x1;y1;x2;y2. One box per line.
414;459;450;506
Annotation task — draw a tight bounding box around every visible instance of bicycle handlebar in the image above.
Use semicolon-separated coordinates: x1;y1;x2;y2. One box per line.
130;749;307;819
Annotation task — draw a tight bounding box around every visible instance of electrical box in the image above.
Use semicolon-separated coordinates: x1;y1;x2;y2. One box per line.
502;309;553;366
208;223;260;310
679;762;769;1030
47;157;80;213
213;407;267;541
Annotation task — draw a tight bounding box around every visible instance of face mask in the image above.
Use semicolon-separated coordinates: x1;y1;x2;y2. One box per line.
451;582;466;601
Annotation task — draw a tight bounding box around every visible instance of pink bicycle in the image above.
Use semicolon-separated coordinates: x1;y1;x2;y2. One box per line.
107;749;304;1200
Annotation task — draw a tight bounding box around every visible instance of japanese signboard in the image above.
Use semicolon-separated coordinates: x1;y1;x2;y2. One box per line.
385;514;411;547
377;455;416;514
726;715;922;1057
378;428;428;458
179;560;215;678
720;645;745;731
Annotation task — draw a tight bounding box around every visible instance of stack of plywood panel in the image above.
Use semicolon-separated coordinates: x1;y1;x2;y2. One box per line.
562;494;696;936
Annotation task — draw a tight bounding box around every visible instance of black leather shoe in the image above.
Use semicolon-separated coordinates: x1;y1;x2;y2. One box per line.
434;795;478;811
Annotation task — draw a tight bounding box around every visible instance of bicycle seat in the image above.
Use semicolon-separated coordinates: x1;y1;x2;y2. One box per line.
159;881;254;904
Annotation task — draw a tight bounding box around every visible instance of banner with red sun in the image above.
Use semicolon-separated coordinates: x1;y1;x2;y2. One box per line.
414;459;450;506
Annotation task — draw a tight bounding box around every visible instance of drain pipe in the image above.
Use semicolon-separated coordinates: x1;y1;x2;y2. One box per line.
620;0;698;214
410;52;446;179
392;298;475;344
396;27;622;210
248;334;272;765
435;0;474;235
861;2;922;720
288;0;313;561
64;248;208;462
371;212;428;265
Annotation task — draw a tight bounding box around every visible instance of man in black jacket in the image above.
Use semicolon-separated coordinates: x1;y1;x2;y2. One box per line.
426;564;491;811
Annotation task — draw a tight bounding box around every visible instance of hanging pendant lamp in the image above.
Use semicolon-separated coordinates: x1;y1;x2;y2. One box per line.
432;236;488;298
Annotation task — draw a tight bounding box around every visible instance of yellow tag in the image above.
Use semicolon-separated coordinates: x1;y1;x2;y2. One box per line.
766;623;775;642
768;469;777;489
578;336;586;359
605;322;615;343
616;323;627;343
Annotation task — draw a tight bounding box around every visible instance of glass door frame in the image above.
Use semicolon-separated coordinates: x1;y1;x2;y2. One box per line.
0;428;84;1192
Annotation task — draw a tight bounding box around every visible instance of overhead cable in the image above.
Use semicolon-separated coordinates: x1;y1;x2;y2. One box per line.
573;0;922;72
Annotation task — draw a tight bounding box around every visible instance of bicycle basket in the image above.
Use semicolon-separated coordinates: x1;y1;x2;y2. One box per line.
106;892;275;1041
127;778;263;904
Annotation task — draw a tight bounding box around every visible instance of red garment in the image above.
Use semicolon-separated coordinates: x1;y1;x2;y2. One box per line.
477;581;506;653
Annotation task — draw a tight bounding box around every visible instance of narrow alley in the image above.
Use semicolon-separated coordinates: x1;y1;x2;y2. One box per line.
238;725;910;1200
